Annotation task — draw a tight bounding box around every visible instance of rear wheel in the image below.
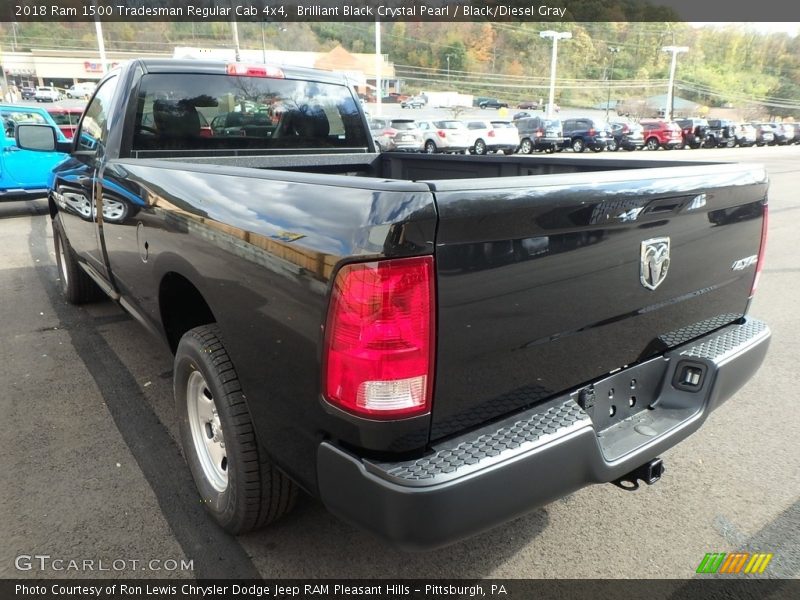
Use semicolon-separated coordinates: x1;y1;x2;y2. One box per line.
519;139;533;154
52;217;104;304
175;325;298;534
571;138;585;153
646;137;660;151
473;139;487;155
607;139;619;152
424;140;437;154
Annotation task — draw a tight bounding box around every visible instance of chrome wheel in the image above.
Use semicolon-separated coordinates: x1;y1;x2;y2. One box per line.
102;199;127;222
186;370;228;492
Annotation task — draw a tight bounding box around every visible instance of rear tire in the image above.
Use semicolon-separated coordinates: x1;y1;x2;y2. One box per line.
473;139;487;155
571;138;585;153
52;217;104;304
646;137;660;151
519;138;533;154
607;139;619;152
175;325;298;534
424;140;437;154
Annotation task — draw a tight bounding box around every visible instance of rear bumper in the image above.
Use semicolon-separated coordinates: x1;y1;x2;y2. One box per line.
317;318;770;550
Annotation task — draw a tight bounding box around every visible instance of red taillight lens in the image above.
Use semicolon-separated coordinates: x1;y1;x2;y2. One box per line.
588;128;596;135
383;128;398;137
226;63;285;78
488;130;496;137
750;204;768;297
323;256;435;419
436;130;446;138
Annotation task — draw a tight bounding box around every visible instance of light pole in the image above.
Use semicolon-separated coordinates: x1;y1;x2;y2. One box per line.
605;47;620;121
662;45;688;121
446;54;455;84
540;30;571;118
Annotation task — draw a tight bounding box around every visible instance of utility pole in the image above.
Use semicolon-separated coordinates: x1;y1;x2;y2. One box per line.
231;19;241;62
540;30;571;118
93;0;107;73
606;47;620;121
375;18;382;116
662;45;688;121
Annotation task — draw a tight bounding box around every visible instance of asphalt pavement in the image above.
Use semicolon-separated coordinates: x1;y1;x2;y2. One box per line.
0;145;797;580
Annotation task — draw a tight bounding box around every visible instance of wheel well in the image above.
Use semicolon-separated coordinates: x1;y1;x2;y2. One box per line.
159;272;216;353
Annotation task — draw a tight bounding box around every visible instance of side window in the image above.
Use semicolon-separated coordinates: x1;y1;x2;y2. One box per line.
75;75;119;153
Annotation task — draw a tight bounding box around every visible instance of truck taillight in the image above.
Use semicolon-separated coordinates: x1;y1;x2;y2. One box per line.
750;204;768;297
323;257;435;419
226;63;285;78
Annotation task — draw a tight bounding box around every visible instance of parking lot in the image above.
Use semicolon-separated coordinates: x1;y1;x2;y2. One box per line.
0;145;798;580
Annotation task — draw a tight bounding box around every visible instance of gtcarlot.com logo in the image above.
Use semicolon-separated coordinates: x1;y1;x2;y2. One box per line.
696;552;774;574
15;554;194;572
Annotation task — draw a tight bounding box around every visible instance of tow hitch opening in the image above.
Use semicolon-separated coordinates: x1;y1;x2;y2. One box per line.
613;458;665;491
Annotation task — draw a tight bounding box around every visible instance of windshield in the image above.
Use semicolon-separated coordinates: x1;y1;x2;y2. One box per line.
132;72;369;155
433;120;465;130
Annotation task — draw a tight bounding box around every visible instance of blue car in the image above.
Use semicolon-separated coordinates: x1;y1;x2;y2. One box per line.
0;104;69;199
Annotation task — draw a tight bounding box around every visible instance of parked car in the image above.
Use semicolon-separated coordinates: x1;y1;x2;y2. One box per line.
675;118;709;149
464;119;520;155
772;123;793;145
400;96;426;109
561;117;611;152
517;100;540;110
66;82;96;99
46;105;84;139
369;118;424;152
733;123;758;148
0;104;69;198
21;87;36;100
750;123;776;147
639;119;683;150
417;119;471;153
608;121;644;151
513;110;535;121
514;116;566;153
479;98;509;110
704;119;737;148
34;86;64;102
19;58;771;551
783;122;800;145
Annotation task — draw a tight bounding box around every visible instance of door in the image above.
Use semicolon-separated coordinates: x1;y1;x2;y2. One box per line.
0;108;64;190
55;75;120;279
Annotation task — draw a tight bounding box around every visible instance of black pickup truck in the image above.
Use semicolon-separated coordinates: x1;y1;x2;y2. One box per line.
19;59;770;550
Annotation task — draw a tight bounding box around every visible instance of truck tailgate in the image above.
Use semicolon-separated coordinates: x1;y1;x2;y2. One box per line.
427;163;767;440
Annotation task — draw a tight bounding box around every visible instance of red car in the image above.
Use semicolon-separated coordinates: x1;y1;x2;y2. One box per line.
639;119;683;150
45;106;84;140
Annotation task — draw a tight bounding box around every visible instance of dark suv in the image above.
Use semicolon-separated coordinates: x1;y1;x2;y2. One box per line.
675;118;709;149
479;98;509;110
514;117;566;153
561;117;611;152
704;120;737;148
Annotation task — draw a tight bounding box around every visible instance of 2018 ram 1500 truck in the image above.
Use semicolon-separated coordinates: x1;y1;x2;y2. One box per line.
19;59;770;550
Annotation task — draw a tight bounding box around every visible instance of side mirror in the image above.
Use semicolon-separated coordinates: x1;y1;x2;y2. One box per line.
15;124;59;152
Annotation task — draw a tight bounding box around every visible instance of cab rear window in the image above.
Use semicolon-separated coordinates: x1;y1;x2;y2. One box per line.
131;73;369;155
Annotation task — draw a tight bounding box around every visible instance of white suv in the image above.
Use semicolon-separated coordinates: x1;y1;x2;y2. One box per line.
66;82;96;99
417;120;471;154
465;120;521;155
34;86;64;102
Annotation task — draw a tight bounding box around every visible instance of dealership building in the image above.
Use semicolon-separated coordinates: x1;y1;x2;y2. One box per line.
1;46;396;97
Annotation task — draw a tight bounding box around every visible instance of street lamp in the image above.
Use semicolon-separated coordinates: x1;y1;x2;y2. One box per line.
662;45;688;121
540;30;571;118
605;47;620;120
